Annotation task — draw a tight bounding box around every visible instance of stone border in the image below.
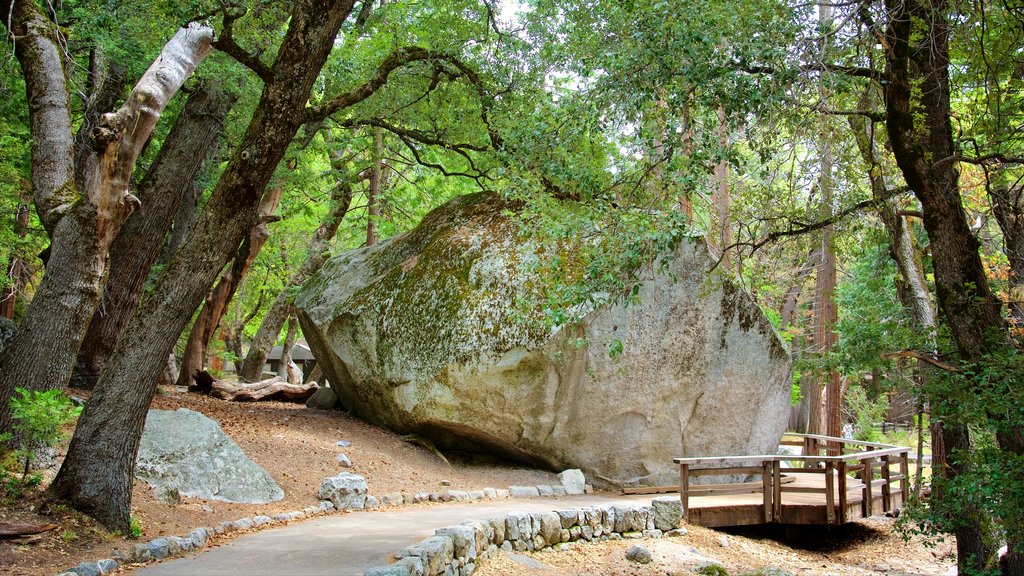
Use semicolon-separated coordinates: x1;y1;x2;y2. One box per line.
364;496;687;576
51;479;591;575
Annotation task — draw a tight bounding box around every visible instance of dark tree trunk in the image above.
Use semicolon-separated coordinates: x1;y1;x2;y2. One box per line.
0;3;213;433
72;84;235;390
880;1;1013;570
50;1;359;532
176;185;281;387
239;180;354;381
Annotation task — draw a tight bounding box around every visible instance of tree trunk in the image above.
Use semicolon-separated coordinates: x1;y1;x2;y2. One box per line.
367;126;383;245
72;84;235;390
880;1;1010;570
277;313;298;380
239;179;354;382
782;248;821;432
0;5;214;432
50;1;359;532
176;186;282;387
0;191;31;320
209;376;316;402
711;106;731;270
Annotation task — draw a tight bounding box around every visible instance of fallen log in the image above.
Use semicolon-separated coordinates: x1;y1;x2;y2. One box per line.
208;376;317;402
0;523;58;538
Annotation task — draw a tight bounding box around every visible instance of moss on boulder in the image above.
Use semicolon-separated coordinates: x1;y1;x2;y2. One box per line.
296;192;791;486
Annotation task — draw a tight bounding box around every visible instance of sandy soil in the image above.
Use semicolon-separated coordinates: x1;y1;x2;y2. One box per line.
477;519;956;576
0;389;955;576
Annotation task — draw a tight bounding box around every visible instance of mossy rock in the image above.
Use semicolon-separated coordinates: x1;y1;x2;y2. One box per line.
296;192;792;486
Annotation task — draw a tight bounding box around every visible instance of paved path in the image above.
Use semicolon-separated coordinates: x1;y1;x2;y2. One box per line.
133;494;654;576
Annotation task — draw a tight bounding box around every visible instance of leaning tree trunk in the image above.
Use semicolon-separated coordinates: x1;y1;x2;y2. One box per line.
72;84;235;390
239;179;354;381
0;3;214;433
176;185;282;388
50;1;361;532
880;1;1011;570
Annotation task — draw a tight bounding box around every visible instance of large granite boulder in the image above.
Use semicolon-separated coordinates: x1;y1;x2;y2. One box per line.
136;408;284;503
296;192;791;486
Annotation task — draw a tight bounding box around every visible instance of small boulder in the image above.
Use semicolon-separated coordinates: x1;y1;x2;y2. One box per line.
318;473;367;510
306;385;340;410
557;469;586;495
652;496;684;531
337;453;353;467
625;544;652;564
136;409;283;504
509;485;540;498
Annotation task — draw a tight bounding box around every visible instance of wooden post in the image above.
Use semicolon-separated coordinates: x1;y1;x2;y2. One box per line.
881;454;892;512
899;451;909;507
772;460;782;521
825;460;836;525
862;456;874;517
679;464;690;523
837;460;848;523
762;460;773;522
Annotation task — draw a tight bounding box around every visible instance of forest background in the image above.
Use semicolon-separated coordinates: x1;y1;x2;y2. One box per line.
1;1;1022;573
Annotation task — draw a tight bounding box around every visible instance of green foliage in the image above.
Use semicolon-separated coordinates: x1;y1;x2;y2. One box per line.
9;388;82;480
128;515;143;539
898;345;1024;555
832;234;922;377
843;386;886;443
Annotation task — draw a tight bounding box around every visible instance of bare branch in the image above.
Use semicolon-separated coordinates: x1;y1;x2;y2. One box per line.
934;152;1024;168
881;350;959;372
304;46;438;122
720;186;910;257
213;8;273;83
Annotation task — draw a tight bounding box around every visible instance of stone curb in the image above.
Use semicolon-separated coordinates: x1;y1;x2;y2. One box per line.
364;497;689;576
51;479;589;576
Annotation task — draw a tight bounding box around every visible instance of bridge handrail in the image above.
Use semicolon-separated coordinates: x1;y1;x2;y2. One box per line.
673;433;911;527
673;433;908;465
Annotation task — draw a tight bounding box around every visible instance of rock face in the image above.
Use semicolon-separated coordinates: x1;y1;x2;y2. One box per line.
136;408;283;503
296;192;791;486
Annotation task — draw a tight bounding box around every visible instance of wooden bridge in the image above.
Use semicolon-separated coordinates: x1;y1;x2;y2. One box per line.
668;434;911;528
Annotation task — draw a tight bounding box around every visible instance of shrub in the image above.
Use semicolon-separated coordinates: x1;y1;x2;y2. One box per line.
9;387;82;480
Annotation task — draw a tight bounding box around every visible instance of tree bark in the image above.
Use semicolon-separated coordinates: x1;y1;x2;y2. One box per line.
0;6;214;432
367;126;383;245
239;179;354;381
176;186;282;388
50;1;359;532
0;191;31;320
879;1;1010;570
209;376;316;402
277;313;300;383
72;84;235;390
782;248;821;433
711;106;732;270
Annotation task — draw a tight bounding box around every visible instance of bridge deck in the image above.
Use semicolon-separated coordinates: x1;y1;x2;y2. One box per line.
673;433;910;528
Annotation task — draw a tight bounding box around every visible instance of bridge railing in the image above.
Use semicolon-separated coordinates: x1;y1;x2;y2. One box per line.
672;433;910;525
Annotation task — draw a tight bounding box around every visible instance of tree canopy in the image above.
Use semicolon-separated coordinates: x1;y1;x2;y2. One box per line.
2;1;1023;571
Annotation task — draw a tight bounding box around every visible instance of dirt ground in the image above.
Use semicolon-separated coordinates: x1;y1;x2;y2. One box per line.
0;389;955;576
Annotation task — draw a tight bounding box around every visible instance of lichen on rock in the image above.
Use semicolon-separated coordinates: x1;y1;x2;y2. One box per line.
296;192;792;486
